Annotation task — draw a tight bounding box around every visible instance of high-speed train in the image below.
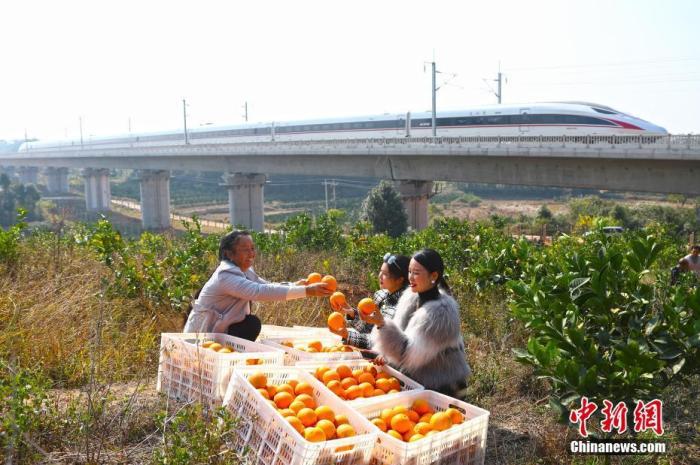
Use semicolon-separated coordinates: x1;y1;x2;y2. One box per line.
19;102;667;152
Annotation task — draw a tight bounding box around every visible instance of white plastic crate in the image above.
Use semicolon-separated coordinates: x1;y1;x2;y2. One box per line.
223;366;378;465
261;336;362;365
157;332;285;410
355;390;489;465
259;325;342;342
295;359;424;406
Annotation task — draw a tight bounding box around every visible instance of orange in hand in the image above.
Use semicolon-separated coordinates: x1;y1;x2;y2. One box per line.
358;298;378;316
329;291;347;310
307;272;322;284
321;275;337;292
328;312;346;332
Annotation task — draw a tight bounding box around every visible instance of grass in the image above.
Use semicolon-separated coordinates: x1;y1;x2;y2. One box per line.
0;235;697;464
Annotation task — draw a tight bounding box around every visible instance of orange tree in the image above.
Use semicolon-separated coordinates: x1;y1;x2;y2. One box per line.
509;228;700;418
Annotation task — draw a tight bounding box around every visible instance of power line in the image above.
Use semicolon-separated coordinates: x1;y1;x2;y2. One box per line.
506;57;700;72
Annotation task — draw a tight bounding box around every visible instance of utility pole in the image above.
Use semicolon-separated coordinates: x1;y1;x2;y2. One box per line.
128;117;132;134
243;101;248;122
431;61;437;137
331;180;337;209
183;99;189;144
495;62;504;104
324;179;329;211
79;116;83;148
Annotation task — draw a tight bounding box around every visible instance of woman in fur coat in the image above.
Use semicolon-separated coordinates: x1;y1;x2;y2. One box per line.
363;248;471;399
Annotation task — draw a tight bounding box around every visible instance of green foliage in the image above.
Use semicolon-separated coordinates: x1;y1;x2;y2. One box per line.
152;405;245;465
0;174;41;226
281;211;346;251
0;361;54;463
361;181;408;237
509;230;700;417
0;208;27;267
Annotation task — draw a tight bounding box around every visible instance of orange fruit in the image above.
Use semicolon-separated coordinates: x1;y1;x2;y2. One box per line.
429;411;452;431
248;372;267;389
419;413;433;424
257;388;270;399
390;413;412;434
412;399;431;415
307;340;323;352
295;393;316;409
279;408;295;417
297;408;318;427
387;430;403;440
289;400;306;414
388;389;400;394
408;433;425;442
266;385;278;397
287;379;299;389
304;426;326;442
380;408;394;422
294;382;314;397
208;342;223;352
363;365;378;376
391;405;408;416
321;275;337;292
315;405;335;422
316;419;336;440
286;416;305;435
245;358;260;365
334;414;349;425
218;347;234;353
322;370;340;384
336;364;353;379
372;388;385;397
357;372;375;386
336;424;356;438
327;312;346;332
340;377;358;390
407;410;420;423
371;418;387;432
357;298;377;315
307;272;322;284
329;291;347;309
375;378;392;392
388;378;401;391
358;382;374;397
414;422;432;435
375;371;390;380
402;424;417;441
276;383;294;396
445;407;464;424
201;340;215;348
345;385;362;400
315;366;331;380
274;391;294;409
351;369;364;379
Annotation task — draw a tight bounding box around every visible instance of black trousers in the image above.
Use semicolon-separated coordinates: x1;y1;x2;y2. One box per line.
227;314;262;342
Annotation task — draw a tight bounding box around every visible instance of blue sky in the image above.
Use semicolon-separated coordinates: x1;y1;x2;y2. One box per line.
1;0;698;141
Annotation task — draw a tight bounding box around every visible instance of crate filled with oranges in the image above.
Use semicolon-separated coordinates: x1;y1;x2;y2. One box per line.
259;325;342;342
223;366;377;465
295;360;423;406
261;336;362;364
355;390;489;465
157;333;285;409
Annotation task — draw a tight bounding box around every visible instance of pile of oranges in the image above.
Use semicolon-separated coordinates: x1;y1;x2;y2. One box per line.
313;364;403;401
247;371;357;446
200;340;264;364
280;340;354;353
201;340;235;353
370;398;464;443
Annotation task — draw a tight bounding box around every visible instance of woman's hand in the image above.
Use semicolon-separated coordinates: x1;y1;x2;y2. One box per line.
371;355;387;366
331;300;354;316
328;326;348;339
305;282;334;297
294;279;308;286
360;310;385;327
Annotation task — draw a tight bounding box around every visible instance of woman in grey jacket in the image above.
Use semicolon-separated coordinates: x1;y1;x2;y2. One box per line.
183;230;332;340
363;248;471;399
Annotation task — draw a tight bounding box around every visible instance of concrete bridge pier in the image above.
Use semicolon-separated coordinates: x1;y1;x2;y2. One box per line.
139;170;171;230
18;166;39;185
396;180;433;231
83;168;111;212
223;172;266;231
45;167;70;194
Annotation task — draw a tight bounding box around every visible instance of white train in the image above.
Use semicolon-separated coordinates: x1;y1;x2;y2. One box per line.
19;101;667;151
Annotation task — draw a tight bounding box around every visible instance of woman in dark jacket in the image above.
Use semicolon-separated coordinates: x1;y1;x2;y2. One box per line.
363;249;471;399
